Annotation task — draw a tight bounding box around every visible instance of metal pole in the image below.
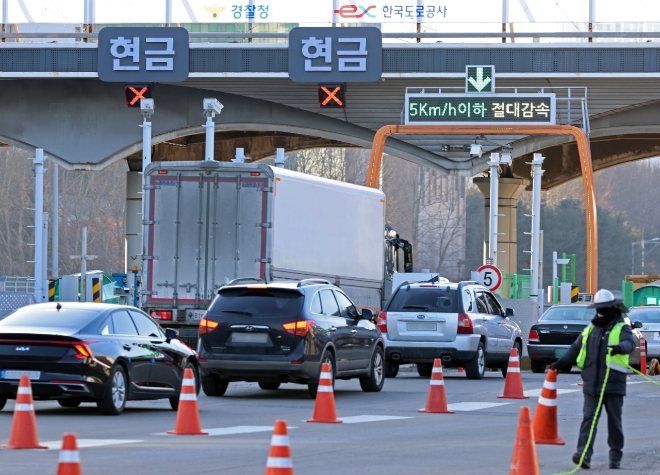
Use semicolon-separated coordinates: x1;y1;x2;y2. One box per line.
51;162;58;278
205;114;214;161
501;0;509;43
141;114;152;309
529;153;544;306
488;153;500;266
588;0;596;43
539;229;544;309
552;251;558;304
642;236;646;275
416;0;424;43
332;0;338;26
42;212;48;302
165;0;172;26
81;226;87;303
632;242;635;275
33;148;45;303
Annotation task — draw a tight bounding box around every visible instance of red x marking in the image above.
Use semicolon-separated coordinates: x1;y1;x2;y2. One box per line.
321;87;343;106
128;86;148;106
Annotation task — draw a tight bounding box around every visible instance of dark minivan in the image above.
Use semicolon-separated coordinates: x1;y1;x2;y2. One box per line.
197;279;385;398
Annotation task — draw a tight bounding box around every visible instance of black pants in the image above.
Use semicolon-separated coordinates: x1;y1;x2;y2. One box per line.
577;393;624;462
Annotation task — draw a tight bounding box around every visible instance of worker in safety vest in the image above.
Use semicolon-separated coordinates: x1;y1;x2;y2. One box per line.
550;289;635;470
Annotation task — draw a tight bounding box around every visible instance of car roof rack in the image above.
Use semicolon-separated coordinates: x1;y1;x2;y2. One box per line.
225;277;265;286
297;279;331;287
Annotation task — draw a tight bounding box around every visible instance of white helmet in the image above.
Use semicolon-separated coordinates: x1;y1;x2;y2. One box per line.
589;289;623;309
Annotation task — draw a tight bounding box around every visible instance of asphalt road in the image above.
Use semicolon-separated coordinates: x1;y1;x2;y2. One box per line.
2;367;659;475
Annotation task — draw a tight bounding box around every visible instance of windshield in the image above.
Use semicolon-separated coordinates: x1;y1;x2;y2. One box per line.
541;306;596;321
387;287;459;313
629;308;660;323
209;288;304;320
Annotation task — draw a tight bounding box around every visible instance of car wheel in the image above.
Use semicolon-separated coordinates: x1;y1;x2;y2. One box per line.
501;341;522;377
0;397;7;411
308;351;335;399
58;398;82;408
201;377;229;397
359;347;385;392
97;365;127;416
384;360;399;378
258;382;281;390
531;360;547;374
465;342;486;380
170;362;200;411
416;363;433;377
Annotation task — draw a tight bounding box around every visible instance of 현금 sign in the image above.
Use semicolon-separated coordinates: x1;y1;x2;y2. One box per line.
404;93;556;125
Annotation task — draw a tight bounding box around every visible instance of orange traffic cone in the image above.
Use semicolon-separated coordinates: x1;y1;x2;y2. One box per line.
499;348;529;399
1;375;46;449
167;368;207;435
57;433;82;475
640;336;647;376
532;369;565;445
510;407;540;475
419;359;454;414
307;363;342;423
265;420;293;475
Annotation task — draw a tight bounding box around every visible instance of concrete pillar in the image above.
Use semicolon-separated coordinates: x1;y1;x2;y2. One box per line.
126;171;142;274
473;177;529;275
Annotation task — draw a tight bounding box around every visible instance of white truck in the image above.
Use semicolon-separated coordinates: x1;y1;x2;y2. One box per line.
141;160;411;346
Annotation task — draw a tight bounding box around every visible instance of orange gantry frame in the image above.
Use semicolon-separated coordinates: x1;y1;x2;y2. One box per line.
365;125;597;294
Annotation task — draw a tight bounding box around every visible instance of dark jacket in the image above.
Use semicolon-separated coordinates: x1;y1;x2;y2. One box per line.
555;314;635;396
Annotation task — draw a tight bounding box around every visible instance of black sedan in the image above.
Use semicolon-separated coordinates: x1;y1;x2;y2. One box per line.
0;302;199;415
527;304;643;373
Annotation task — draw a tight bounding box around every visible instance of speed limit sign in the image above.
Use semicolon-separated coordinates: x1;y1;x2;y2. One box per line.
476;265;503;291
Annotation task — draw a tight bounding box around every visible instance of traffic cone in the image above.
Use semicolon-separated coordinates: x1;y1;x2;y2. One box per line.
499;348;529;399
531;369;565;445
265;420;293;475
57;433;82;475
640;336;647;376
1;375;46;449
307;363;342;423
418;359;454;414
509;407;540;475
167;368;207;435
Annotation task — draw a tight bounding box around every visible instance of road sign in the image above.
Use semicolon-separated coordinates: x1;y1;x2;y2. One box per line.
466;65;495;93
405;92;556;126
476;265;503;292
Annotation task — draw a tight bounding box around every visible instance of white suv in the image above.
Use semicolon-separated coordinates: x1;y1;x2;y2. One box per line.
378;281;523;380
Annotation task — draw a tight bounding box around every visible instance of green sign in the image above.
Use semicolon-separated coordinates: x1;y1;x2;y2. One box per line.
404;94;556;126
466;65;495;93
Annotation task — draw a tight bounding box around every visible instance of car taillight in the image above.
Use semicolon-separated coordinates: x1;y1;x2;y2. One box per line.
528;329;540;343
199;318;219;334
72;341;96;359
283;320;314;337
150;310;173;321
376;311;388;333
457;312;473;334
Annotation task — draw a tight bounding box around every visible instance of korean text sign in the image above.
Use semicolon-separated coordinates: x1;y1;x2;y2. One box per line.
288;27;382;83
405;94;556;125
98;27;189;83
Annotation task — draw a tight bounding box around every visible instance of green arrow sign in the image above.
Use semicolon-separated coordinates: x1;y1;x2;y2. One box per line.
466;65;495;93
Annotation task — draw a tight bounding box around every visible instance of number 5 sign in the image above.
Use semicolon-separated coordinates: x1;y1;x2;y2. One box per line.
476;265;503;291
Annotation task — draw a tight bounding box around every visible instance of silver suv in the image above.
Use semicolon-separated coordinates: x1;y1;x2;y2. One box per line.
378;281;523;380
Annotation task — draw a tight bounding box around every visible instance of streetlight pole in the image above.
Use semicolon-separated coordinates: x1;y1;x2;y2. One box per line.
529;153;544;308
631;235;660;275
487;152;500;266
139;98;154;309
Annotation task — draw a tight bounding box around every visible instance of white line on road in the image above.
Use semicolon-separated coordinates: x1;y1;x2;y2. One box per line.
446;402;511;411
154;426;298;436
302;415;413;424
42;439;142;450
524;388;580;397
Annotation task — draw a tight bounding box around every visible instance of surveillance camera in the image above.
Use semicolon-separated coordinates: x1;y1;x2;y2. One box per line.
470;144;483;157
140;98;154;113
500;153;513;165
203;98;224;115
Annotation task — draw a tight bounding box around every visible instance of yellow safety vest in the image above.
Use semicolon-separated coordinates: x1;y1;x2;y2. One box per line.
576;322;629;373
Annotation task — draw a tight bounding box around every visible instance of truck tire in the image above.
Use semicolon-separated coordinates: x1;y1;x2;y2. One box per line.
258;382;281;390
201;377;229;397
416;363;433;377
308;351;335;399
384;360;399;378
465;342;486;380
359;347;385;392
501;342;522;377
531;360;546;374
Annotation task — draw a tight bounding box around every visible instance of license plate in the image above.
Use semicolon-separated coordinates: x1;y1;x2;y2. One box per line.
406;323;437;331
555;348;568;358
231;332;269;343
187;310;206;322
1;370;41;380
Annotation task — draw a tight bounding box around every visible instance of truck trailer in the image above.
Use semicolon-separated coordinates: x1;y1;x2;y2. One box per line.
141;160;410;347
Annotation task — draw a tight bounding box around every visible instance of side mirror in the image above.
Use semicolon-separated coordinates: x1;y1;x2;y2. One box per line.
633;321;643;329
361;308;373;321
165;327;178;342
505;308;515;318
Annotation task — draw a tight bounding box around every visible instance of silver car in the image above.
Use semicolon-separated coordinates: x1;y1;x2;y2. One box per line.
379;281;523;380
628;306;660;359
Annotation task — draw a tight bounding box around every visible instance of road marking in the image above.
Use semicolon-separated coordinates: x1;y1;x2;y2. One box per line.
447;402;510;411
524;388;580;397
304;415;413;424
42;439;142;450
154;425;297;436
